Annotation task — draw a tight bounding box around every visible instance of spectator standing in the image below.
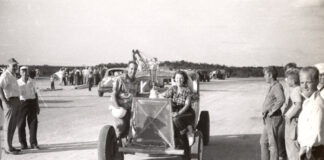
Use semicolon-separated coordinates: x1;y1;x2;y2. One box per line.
100;67;107;82
283;68;303;160
298;66;324;160
17;66;40;150
74;68;81;85
88;67;94;91
260;66;285;160
0;58;22;154
82;67;89;85
69;70;74;85
279;63;299;160
62;68;67;86
50;75;55;90
93;67;99;85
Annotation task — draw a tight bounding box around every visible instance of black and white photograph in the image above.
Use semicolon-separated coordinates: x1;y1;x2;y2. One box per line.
0;0;324;159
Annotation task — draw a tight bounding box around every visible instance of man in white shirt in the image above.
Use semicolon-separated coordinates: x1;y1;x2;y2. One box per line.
298;66;324;160
0;58;22;154
17;66;40;150
82;67;89;84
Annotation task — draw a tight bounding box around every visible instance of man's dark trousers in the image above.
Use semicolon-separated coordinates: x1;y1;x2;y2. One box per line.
18;99;38;147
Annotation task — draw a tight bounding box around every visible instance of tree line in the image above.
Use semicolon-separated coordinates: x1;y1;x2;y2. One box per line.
1;61;285;78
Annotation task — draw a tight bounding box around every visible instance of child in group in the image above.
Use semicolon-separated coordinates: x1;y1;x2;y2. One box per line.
283;68;303;160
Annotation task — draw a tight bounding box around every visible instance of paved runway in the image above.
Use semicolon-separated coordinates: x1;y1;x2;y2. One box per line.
1;78;267;160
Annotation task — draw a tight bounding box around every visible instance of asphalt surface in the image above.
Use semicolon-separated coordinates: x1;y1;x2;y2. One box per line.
0;78;267;160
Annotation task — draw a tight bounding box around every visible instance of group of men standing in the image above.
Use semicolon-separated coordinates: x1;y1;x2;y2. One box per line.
0;58;40;155
58;66;104;86
261;63;324;160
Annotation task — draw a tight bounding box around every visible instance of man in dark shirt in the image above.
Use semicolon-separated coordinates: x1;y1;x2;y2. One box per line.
111;61;140;139
260;66;285;160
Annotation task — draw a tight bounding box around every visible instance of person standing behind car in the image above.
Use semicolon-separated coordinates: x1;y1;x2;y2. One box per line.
17;66;40;150
0;58;22;154
260;66;285;160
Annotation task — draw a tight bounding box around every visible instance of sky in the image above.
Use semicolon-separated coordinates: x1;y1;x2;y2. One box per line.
0;0;324;67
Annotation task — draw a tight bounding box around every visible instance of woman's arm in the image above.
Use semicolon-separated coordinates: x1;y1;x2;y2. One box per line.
177;94;192;115
159;87;173;98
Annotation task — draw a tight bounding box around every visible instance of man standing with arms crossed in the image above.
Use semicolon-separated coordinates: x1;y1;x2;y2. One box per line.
17;66;40;150
0;58;21;154
260;66;286;160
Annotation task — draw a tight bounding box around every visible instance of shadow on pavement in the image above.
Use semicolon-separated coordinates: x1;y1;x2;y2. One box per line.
41;100;73;103
39;95;109;97
128;134;261;160
200;89;231;92
39;105;95;108
203;134;261;160
20;141;97;154
14;134;260;159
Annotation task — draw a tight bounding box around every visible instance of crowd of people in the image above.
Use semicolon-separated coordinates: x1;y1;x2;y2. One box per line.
1;55;324;160
51;66;107;91
260;63;324;160
0;58;40;155
55;67;105;86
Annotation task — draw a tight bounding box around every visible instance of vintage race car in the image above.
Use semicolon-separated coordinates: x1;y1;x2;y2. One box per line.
98;70;210;160
98;68;126;97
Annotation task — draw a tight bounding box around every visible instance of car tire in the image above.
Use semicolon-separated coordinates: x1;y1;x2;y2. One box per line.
197;111;210;146
98;125;124;160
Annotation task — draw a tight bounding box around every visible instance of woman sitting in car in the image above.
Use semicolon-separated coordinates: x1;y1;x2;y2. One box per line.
159;70;195;145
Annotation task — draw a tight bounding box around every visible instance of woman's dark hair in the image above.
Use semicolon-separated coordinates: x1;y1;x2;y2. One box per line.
173;70;188;86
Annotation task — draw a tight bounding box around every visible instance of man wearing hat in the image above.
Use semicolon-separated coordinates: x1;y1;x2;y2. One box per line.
17;66;40;150
0;58;21;154
315;63;324;90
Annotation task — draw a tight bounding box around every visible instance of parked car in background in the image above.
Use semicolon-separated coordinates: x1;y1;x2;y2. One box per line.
197;70;210;82
210;69;227;80
97;68;126;97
